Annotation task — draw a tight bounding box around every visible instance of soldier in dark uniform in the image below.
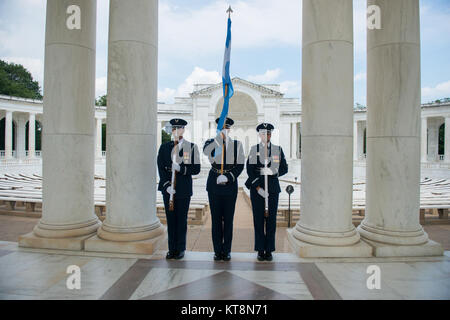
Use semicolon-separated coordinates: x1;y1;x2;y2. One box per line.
203;117;244;261
245;123;288;261
157;119;201;260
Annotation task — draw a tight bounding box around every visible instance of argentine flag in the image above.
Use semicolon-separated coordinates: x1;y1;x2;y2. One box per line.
216;16;234;133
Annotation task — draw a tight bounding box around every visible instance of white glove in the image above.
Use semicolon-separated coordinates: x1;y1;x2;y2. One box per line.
217;175;228;185
166;186;176;195
257;188;268;198
260;167;273;176
172;162;180;172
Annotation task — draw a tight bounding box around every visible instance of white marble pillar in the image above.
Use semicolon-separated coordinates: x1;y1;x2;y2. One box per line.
280;122;291;159
157;121;162;150
421;117;428;162
19;0;100;250
5;111;12;159
86;0;164;254
16;117;26;159
291;122;298;159
445;118;450;163
427;118;439;162
358;0;442;256
288;0;371;258
28;113;36;158
357;121;365;159
95;118;103;159
353;121;358;161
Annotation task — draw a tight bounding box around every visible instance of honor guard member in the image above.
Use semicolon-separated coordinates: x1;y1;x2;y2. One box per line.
203;117;245;261
245;123;288;261
157;119;201;260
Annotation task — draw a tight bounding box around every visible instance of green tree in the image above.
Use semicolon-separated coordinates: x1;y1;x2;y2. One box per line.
96;94;107;106
0;60;42;99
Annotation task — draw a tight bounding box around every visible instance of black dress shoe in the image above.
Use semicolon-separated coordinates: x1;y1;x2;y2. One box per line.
257;251;265;261
166;251;175;259
222;253;231;261
214;253;222;261
174;251;185;260
265;252;273;261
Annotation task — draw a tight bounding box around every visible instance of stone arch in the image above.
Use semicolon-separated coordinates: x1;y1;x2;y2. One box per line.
214;91;259;155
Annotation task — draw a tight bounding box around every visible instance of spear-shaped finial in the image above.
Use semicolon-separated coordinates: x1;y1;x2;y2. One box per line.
227;5;233;19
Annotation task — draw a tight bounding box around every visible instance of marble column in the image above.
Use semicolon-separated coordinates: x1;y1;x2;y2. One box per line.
445;117;450;163
427;118;439;162
19;0;100;250
5;111;12;159
86;0;164;254
291;122;298;159
16;117;26;159
353;121;358;161
95;118;103;159
357;121;365;159
357;0;442;257
157;121;162;150
280;122;291;159
288;0;371;258
28;113;36;158
421;117;428;162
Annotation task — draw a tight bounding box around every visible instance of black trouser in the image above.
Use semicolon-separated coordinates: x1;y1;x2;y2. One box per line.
250;189;279;253
163;193;190;253
208;192;238;255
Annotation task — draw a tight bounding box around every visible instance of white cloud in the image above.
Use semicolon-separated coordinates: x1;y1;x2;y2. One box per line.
1;57;44;88
159;0;302;60
95;77;107;99
280;81;300;98
158;88;176;103
176;67;221;97
157;67;221;103
247;69;281;83
422;80;450;102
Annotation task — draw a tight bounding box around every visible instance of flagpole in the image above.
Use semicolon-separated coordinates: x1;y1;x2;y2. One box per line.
220;6;233;176
220;84;228;176
264;131;269;218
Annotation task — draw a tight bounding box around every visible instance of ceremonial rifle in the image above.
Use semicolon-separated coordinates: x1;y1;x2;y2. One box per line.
264;131;269;218
169;130;179;211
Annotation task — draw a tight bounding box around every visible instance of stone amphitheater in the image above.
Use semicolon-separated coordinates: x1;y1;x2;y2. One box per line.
1;166;449;229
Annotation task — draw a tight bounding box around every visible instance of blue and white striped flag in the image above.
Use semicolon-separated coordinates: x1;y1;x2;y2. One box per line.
216;16;234;133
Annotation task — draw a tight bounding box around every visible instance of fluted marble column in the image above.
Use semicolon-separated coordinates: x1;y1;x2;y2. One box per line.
353;121;358;161
445;117;450;163
5;111;12;159
427;118;439;162
291;122;298;159
95;118;102;159
28;113;35;158
16;117;26;159
358;0;442;256
421;117;428;162
19;0;100;250
86;0;165;254
157;121;162;150
288;0;371;257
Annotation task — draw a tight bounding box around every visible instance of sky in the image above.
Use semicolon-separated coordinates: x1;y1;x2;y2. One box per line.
0;0;449;105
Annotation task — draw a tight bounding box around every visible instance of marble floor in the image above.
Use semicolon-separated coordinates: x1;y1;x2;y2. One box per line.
0;241;448;300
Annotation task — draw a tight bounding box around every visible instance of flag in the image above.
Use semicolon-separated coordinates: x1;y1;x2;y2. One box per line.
217;16;234;133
